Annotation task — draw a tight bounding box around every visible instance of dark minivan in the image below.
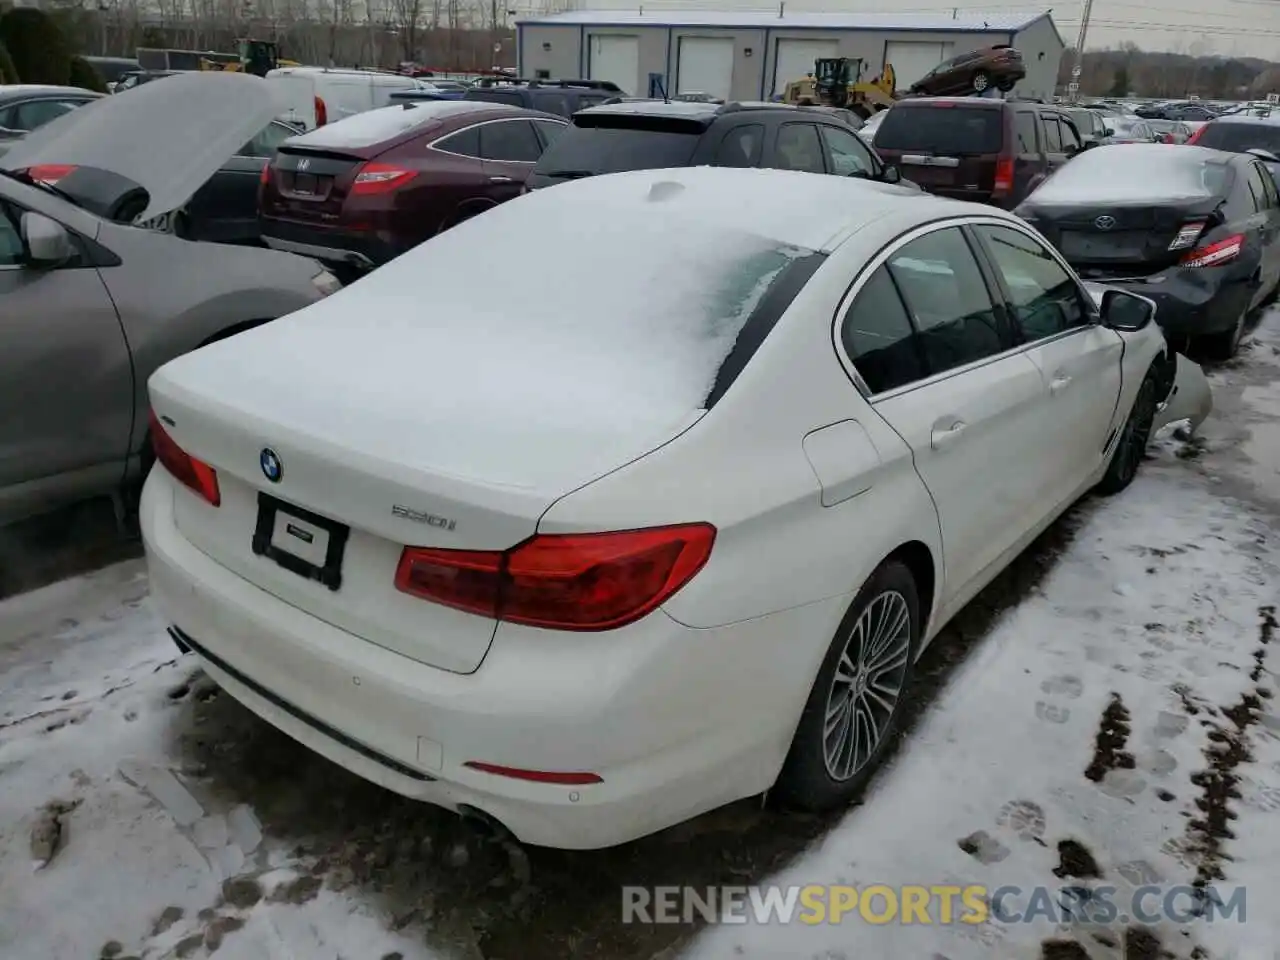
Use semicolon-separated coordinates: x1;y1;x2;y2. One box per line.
872;98;1087;208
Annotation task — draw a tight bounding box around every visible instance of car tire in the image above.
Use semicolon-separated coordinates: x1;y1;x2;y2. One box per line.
1096;366;1159;496
972;70;991;93
774;559;919;811
996;78;1016;92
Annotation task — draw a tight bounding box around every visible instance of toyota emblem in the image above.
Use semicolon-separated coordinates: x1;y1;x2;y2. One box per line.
1094;215;1117;230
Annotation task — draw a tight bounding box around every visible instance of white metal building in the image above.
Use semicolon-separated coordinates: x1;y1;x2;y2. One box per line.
515;10;1064;102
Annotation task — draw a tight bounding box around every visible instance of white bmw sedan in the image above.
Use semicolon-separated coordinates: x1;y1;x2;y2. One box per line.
141;167;1207;849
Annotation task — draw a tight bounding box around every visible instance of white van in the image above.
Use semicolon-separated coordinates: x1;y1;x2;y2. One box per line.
264;67;434;130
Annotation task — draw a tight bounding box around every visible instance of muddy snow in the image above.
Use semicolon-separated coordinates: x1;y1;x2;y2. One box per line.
4;314;1280;960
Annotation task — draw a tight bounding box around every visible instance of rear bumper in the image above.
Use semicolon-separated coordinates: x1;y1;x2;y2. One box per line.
140;470;842;849
1105;268;1255;341
259;216;401;270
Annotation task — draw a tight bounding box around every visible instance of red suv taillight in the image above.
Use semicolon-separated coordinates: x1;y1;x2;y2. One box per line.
992;156;1015;198
394;523;716;631
149;411;220;507
1181;233;1244;268
350;162;417;195
1186;124;1207;145
314;95;327;127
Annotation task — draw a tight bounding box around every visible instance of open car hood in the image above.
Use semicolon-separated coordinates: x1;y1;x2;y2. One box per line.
0;72;282;223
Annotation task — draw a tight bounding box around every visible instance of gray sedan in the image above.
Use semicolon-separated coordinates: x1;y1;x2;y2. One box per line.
0;72;340;525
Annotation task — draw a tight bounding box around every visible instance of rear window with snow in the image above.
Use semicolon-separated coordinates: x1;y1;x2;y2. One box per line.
1028;144;1231;204
336;179;822;422
874;105;1003;155
290;101;481;150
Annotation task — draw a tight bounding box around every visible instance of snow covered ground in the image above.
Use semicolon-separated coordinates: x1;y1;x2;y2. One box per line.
3;314;1280;960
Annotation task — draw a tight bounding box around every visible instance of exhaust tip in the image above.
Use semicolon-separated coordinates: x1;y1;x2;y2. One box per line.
457;803;513;841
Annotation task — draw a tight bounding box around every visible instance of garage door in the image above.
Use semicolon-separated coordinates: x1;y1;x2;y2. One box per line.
676;36;734;101
772;38;839;96
588;34;639;96
883;41;954;91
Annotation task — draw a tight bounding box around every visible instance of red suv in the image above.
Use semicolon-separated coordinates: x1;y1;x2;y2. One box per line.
259;101;566;275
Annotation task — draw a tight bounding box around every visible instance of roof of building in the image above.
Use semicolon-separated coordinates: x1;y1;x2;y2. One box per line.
514;9;1055;35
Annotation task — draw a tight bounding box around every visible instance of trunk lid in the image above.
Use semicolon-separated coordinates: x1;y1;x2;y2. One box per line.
871;100;1004;198
1;72;282;222
1020;197;1223;275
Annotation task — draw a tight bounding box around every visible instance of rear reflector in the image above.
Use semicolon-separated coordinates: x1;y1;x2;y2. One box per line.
463;761;603;785
1181;233;1243;268
351;162;417;195
1168;220;1207;251
26;164;77;184
992;157;1014;198
149;411;220;506
395;523;716;631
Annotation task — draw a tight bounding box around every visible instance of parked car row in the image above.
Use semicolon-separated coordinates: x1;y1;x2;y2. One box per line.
4;69;1220;853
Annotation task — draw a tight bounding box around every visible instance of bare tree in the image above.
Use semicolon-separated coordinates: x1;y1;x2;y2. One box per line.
390;0;423;62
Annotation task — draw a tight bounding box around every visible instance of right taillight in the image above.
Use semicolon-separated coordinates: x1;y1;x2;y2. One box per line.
394;523;716;631
314;95;327;127
1181;232;1244;268
1186;123;1207;145
259;163;272;186
148;411;220;507
351;162;417;195
993;156;1014;198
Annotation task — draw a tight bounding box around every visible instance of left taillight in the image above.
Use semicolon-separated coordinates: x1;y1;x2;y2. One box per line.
149;411;220;507
25;163;77;185
1181;232;1244;268
992;156;1015;198
350;162;417;195
394;523;716;631
260;163;273;186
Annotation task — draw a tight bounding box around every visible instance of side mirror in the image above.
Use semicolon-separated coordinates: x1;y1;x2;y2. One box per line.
21;212;75;268
879;164;902;184
1099;289;1155;332
1103;127;1115;137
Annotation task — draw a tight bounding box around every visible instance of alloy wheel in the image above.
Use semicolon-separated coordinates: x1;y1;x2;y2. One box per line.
972;72;990;91
822;590;912;781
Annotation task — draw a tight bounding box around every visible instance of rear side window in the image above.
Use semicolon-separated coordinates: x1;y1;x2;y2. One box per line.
840;266;926;393
885;227;1009;375
714;123;764;168
1058;117;1082;151
12;99;81;132
533;122;701;176
1246;163;1274;211
1041;116;1063;152
434;125;480;157
1015;113;1038;153
531;119;567;147
874;106;1003;155
1195;121;1280;155
480;119;542;162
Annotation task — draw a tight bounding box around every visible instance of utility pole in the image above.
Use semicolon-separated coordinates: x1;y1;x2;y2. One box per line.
1068;0;1095;103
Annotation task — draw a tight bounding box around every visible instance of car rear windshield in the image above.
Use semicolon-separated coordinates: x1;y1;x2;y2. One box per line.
1194;121;1280;155
873;105;1003;154
533;119;702;176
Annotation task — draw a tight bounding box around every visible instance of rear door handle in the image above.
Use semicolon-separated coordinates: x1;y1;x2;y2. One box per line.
1050;374;1073;395
930;421;967;451
489;175;514;184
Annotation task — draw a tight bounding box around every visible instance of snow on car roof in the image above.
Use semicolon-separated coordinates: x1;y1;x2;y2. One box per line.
1027;143;1231;205
289;100;507;150
204;168;940;485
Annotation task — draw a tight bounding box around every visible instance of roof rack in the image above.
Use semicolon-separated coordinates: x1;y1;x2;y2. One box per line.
471;76;622;92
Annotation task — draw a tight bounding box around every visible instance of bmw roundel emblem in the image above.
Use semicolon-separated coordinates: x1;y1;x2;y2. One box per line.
260;448;283;483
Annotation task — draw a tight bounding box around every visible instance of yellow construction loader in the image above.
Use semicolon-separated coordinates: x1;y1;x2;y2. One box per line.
782;57;896;118
199;40;300;76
